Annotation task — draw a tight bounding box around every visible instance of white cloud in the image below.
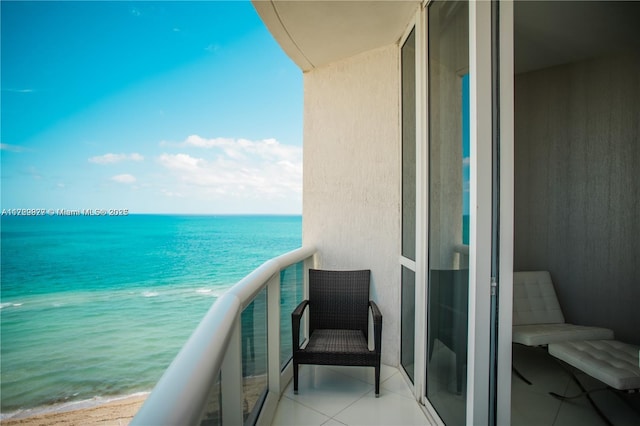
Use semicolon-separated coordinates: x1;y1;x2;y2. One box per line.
111;174;137;184
161;189;185;198
179;135;231;148
29;166;42;180
157;136;302;200
181;135;300;163
1;143;29;152
89;153;144;164
2;88;35;94
158;153;205;171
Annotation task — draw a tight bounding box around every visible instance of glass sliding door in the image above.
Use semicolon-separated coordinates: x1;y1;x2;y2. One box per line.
401;27;417;382
421;2;511;423
426;1;469;424
401;266;416;381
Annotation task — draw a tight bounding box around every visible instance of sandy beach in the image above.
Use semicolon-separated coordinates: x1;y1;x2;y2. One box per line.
1;374;267;426
0;394;147;426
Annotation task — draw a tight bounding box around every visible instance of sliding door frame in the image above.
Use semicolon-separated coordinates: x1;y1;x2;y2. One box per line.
496;1;514;424
418;1;514;424
466;1;493;423
402;1;514;424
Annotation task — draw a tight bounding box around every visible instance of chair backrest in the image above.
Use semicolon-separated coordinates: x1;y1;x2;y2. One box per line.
513;271;565;325
308;269;370;337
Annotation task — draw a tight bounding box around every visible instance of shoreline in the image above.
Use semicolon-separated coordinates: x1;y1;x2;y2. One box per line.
0;393;148;426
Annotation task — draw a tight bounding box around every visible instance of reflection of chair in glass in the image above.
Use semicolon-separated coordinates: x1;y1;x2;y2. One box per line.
291;269;383;395
428;269;468;394
512;271;614;383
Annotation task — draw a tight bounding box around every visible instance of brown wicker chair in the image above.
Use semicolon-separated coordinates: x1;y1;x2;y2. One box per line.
291;269;383;395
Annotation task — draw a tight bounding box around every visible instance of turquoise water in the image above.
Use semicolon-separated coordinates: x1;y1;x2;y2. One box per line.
0;215;301;414
463;214;469;245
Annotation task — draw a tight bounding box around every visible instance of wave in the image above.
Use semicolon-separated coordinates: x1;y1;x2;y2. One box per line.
0;302;23;310
141;291;159;298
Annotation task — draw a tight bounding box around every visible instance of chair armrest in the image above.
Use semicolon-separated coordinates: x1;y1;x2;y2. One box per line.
369;300;383;355
292;300;309;350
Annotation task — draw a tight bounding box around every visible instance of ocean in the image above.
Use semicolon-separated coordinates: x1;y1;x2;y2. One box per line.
0;214;302;416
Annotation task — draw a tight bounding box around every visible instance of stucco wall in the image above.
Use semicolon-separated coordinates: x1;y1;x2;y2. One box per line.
514;52;640;344
302;44;401;366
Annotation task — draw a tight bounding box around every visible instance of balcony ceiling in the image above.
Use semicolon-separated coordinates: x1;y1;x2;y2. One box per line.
254;1;640;74
515;1;640;74
252;0;421;72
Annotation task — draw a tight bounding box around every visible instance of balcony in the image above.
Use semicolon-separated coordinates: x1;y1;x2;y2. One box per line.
131;246;431;426
129;244;640;425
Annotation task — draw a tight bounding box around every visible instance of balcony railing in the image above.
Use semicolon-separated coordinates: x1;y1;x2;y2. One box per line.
454;244;469;269
132;246;317;426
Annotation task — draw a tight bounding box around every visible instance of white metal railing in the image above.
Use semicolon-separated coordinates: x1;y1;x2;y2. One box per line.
454;244;470;269
132;246;316;426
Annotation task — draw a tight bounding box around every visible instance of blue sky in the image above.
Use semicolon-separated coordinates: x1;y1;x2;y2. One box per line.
1;1;303;214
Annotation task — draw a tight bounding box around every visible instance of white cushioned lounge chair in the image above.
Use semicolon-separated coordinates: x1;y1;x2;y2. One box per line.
513;271;614;346
548;340;640;391
513;271;638;424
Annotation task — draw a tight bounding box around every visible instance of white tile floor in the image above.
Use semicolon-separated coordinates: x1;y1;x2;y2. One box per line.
271;348;640;426
271;364;432;426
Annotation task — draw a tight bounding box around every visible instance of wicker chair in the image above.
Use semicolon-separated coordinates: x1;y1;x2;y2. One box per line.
292;269;383;395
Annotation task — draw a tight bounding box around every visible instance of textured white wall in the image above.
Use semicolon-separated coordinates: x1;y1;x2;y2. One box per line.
302;44;401;366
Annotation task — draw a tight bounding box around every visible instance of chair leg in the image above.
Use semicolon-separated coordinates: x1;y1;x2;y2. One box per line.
456;352;465;394
550;357;613;426
293;362;299;394
513;366;532;385
375;364;380;397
